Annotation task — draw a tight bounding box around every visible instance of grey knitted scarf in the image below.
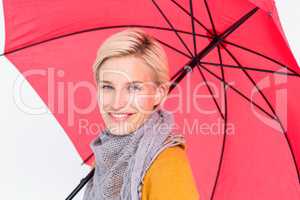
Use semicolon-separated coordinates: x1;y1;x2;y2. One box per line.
82;109;186;200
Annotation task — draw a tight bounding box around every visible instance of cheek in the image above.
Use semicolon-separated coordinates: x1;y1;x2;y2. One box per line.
132;94;156;111
98;92;113;109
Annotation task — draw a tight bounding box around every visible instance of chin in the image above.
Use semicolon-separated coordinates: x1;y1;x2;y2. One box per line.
102;112;150;136
107;122;134;136
108;128;132;136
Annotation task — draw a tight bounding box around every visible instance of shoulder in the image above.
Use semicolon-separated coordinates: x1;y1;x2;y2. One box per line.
151;145;187;167
141;145;200;200
145;145;193;181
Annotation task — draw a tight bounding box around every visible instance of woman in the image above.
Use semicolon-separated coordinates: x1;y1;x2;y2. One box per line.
83;28;199;200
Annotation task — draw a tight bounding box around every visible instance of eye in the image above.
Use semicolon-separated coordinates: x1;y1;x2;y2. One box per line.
128;84;142;92
101;85;114;90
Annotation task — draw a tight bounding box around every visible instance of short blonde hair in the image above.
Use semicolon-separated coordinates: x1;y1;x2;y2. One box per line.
92;28;170;87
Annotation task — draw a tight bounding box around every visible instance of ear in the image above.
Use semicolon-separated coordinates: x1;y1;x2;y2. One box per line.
154;83;169;106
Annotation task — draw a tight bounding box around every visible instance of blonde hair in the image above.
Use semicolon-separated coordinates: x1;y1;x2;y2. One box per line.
92;28;170;87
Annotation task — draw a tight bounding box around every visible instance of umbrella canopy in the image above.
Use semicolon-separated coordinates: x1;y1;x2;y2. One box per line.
2;0;300;199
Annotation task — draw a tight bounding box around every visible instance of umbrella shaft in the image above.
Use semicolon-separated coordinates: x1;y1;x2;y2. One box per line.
65;168;95;200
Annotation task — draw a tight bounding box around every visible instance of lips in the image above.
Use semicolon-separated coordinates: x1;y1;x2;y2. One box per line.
108;112;134;122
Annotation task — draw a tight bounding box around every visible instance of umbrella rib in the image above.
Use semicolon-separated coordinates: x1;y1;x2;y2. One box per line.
168;7;259;94
204;0;217;35
222;40;300;77
189;0;198;56
156;38;192;58
187;7;259;70
210;46;228;200
197;63;276;120
195;65;225;120
221;44;300;182
152;0;196;85
189;0;225;120
170;0;213;36
151;0;194;57
199;61;299;76
222;44;283;128
0;25;211;56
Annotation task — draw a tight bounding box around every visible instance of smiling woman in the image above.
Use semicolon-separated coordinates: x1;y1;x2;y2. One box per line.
97;55;164;136
82;28;199;200
93;28;170;137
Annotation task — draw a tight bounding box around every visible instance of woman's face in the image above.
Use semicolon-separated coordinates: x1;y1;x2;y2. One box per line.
97;55;167;136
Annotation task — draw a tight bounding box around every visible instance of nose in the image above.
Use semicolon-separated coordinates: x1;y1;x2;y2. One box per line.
111;88;129;110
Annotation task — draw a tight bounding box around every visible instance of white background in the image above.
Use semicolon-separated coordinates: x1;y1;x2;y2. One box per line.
0;0;90;199
0;1;299;199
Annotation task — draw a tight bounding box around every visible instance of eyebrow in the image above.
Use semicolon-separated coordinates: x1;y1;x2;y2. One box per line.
99;80;144;84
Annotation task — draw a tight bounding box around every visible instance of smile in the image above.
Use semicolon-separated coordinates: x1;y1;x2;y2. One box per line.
109;113;134;122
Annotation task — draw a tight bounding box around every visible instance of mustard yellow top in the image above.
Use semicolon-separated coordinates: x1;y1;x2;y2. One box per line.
141;145;200;200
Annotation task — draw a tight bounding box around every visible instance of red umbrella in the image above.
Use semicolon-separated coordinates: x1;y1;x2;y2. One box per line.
2;0;300;199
